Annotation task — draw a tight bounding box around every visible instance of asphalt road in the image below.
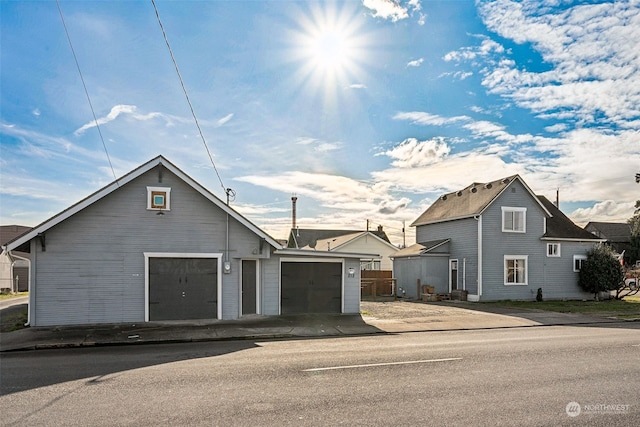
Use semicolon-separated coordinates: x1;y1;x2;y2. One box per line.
1;323;639;426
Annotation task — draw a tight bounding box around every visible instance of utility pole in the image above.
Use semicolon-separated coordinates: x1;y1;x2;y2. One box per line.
402;221;406;248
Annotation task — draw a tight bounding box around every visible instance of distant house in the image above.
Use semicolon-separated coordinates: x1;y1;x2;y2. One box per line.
584;222;633;265
287;226;396;271
0;225;32;292
392;175;603;301
3;156;375;326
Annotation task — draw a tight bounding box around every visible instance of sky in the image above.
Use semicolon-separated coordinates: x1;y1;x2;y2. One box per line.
1;0;639;247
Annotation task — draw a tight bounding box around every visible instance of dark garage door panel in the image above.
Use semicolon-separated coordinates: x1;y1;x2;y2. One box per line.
149;258;217;321
281;262;342;314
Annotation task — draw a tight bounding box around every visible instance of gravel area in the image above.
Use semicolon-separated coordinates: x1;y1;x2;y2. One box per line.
360;300;455;319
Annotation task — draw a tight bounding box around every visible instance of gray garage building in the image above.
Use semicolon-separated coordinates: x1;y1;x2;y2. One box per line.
4;156;372;326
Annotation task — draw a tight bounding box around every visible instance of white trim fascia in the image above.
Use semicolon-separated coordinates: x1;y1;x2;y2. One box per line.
144;252;223;321
275;249;380;259
479;175;552;217
412;214;477;227
6;156;283;252
540;237;606;243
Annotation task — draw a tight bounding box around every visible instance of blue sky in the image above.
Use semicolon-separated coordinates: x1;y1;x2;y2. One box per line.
2;0;639;246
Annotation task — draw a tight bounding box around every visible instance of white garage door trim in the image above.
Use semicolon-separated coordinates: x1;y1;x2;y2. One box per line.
144;252;223;321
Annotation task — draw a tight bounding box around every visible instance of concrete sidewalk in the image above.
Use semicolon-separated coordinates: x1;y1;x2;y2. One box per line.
0;300;632;352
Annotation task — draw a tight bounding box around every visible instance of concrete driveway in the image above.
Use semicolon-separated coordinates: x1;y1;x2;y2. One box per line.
360;299;620;332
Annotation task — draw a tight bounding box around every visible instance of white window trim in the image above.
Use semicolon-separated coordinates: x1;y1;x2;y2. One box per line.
573;254;587;272
147;186;171;211
504;255;528;286
501;207;527;233
546;243;561;257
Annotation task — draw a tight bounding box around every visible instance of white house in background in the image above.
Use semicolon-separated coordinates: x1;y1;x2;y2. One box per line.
287;226;397;271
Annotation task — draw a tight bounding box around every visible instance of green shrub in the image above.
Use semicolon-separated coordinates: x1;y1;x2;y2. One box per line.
578;244;624;299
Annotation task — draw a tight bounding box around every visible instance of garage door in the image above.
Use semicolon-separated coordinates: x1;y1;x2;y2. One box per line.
149;258;218;321
281;262;342;314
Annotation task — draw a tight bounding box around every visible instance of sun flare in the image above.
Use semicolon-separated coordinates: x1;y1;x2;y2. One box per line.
308;27;352;72
288;2;370;92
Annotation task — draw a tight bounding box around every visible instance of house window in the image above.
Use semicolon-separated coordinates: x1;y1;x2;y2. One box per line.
147;187;171;211
505;255;528;285
573;255;587;272
547;243;561;257
502;207;526;233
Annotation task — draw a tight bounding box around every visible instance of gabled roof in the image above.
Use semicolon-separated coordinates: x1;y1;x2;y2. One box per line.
4;156;283;251
538;196;603;241
584;221;631;243
391;239;450;258
0;225;32;246
411;175;551;227
301;231;398;252
288;227;391;249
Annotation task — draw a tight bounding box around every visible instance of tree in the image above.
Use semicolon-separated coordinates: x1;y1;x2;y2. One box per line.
629;214;640;267
578;243;624;300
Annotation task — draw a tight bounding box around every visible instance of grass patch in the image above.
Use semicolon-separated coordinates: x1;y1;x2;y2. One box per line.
0;291;28;301
0;306;28;333
482;299;640;317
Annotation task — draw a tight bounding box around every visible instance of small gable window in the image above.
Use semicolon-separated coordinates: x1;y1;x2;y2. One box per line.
547;243;561;257
502;207;526;233
147;187;171;211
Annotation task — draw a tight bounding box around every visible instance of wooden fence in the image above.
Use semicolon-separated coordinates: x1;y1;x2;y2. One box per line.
361;270;396;300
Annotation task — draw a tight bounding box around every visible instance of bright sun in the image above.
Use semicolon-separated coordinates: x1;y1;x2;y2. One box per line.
308;28;352;72
289;2;369;93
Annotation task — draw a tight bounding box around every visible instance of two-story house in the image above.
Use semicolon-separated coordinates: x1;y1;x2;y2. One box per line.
392;175;603;301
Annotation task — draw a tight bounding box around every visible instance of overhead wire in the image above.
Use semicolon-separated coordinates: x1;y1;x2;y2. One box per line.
150;0;228;197
56;0;119;186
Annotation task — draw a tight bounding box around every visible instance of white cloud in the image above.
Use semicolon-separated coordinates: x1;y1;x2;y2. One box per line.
362;0;409;22
394;111;471;126
569;200;636;226
216;113;234;126
544;123;567;133
74;104;171;135
380;137;450;168
407;58;424;67
475;0;640;127
349;83;367;89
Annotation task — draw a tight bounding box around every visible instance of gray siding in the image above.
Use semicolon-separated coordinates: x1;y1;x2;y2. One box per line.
480;180;547;300
343;258;361;314
260;255;281;316
393;255;449;298
31;166;272;326
540;240;594;300
416;217;479;295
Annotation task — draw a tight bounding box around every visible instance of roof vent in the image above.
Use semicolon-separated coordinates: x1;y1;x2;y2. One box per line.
484;183;493;189
441;195;447;201
502;178;510;184
456;191;462;197
470;187;477;193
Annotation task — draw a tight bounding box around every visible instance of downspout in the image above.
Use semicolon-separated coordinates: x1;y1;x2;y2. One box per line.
474;215;482;298
8;250;31;326
463;257;466;291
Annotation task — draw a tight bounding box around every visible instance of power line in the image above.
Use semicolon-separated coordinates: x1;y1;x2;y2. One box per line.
56;0;118;185
150;0;227;196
